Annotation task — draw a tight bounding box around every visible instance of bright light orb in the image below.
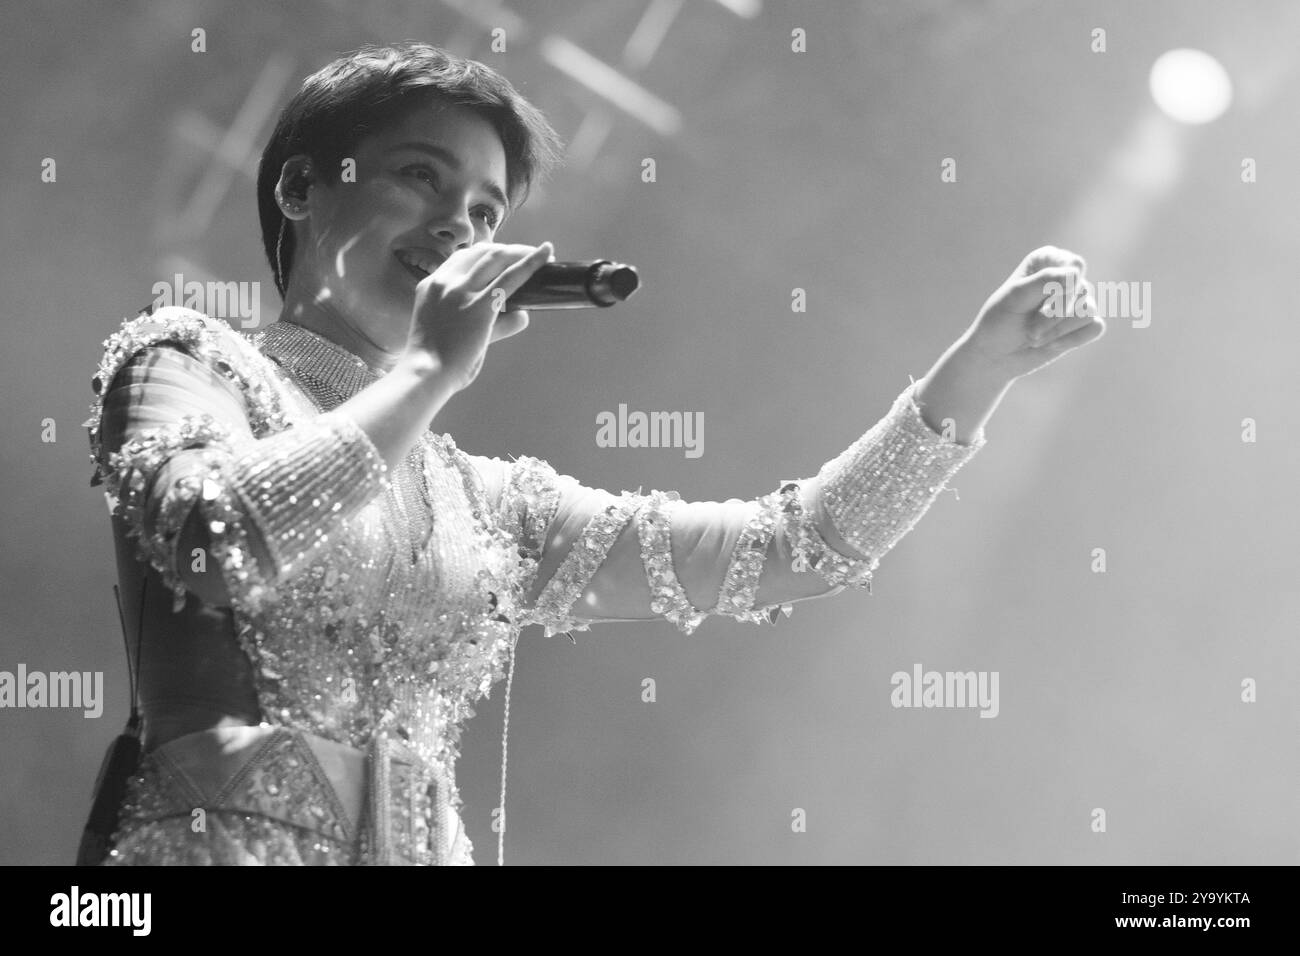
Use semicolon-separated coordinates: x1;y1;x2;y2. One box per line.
1149;48;1232;124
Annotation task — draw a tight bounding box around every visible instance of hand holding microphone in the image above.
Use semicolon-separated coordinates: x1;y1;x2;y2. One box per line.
405;241;641;393
405;241;551;392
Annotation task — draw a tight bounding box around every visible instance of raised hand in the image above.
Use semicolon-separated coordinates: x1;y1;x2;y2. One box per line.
960;245;1106;381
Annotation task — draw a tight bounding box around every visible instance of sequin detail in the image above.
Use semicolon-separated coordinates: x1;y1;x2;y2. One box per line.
107;813;354;866
105;733;358;865
779;479;878;591
712;491;793;625
228;409;388;583
104;414;236;611
819;379;985;561
496;456;566;602
86;308;289;471
526;491;646;639
103;727;474;866
635;490;708;635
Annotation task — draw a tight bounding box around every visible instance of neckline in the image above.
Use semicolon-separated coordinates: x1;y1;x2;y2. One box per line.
251;319;482;507
255;320;385;410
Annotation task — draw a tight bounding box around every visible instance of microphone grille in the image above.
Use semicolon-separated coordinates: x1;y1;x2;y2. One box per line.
606;264;639;300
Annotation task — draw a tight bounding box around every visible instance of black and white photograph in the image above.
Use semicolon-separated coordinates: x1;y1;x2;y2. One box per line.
0;0;1293;923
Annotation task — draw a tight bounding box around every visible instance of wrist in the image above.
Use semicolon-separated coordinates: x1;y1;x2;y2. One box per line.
915;341;1013;444
396;349;460;398
944;334;1023;392
947;337;1019;389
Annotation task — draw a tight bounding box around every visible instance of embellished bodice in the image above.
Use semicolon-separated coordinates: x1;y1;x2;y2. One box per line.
238;322;525;785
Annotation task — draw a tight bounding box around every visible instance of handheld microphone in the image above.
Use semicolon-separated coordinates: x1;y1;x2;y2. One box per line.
504;260;640;312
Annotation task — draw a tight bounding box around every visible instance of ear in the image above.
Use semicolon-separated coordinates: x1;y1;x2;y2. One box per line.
273;154;315;221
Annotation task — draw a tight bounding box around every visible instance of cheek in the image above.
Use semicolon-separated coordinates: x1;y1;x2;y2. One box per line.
326;177;414;230
309;179;422;295
364;177;423;218
317;212;400;277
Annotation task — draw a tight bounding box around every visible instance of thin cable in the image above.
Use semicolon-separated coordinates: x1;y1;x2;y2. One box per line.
130;577;146;730
112;578;147;732
274;217;288;297
496;632;520;865
111;585;133;720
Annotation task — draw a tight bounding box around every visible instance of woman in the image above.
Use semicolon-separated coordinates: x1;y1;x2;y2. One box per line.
84;41;1104;865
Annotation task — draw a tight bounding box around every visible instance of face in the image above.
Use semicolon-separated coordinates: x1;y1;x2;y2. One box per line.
282;99;510;357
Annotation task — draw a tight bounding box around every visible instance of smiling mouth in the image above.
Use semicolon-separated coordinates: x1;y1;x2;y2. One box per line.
394;249;443;281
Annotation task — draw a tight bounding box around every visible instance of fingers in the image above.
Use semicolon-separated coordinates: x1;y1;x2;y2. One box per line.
433;241;545;292
490;309;530;342
462;242;553;299
484;242;555;306
1027;274;1097;344
1033;315;1106;354
1005;264;1086;315
1018;244;1086;279
437;243;497;277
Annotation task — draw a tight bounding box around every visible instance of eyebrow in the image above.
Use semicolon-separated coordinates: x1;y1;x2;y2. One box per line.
385;141;510;215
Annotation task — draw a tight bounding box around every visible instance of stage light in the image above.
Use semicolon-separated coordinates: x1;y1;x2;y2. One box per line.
1149;48;1232;124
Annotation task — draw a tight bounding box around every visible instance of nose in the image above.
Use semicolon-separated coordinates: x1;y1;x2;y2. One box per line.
427;199;475;250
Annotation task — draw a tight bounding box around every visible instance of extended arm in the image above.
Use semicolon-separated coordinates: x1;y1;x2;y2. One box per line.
474;243;1106;638
473;354;997;639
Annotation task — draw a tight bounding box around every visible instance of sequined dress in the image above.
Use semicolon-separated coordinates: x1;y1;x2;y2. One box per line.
85;307;986;865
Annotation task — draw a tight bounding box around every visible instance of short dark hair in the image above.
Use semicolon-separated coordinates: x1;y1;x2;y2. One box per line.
256;41;564;296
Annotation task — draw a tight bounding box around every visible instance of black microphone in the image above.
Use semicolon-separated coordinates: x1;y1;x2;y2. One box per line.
504;260;640;312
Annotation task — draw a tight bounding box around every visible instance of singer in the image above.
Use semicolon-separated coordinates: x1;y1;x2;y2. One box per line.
82;41;1104;866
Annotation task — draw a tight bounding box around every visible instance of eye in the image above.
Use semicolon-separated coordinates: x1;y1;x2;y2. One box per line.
401;163;501;229
401;163;439;189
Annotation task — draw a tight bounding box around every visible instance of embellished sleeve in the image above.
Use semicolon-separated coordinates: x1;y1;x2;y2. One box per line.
476;378;987;639
86;307;389;614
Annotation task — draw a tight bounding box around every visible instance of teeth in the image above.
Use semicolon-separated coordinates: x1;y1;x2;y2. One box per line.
398;250;438;275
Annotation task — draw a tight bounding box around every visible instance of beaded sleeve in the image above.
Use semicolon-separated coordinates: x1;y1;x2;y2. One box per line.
482;377;985;639
86;308;389;614
814;377;986;565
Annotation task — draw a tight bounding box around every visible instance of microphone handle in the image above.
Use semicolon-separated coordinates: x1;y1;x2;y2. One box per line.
504;260;640;311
